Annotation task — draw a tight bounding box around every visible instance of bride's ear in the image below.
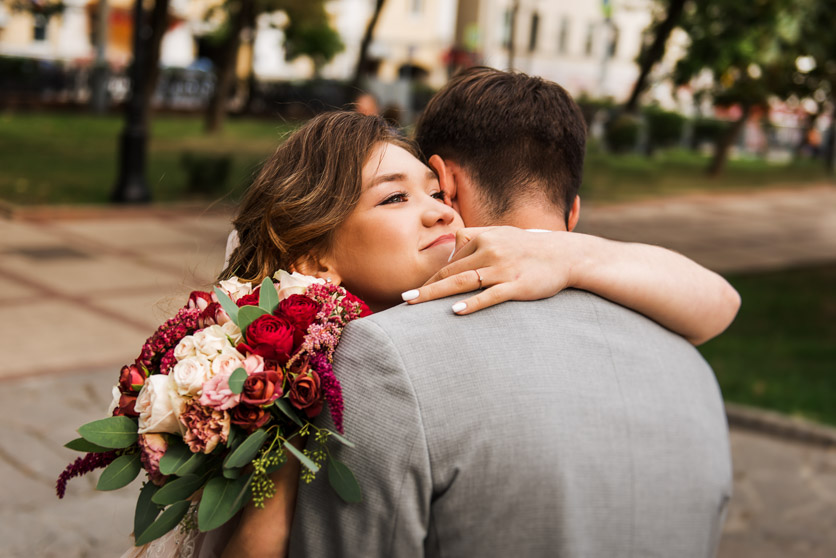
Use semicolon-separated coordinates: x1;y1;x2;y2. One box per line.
428;155;457;208
567;196;581;232
291;253;342;286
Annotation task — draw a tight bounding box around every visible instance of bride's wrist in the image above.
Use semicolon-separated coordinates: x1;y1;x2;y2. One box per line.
560;232;596;290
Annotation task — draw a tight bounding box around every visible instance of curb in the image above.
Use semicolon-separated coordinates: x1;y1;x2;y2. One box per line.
725;402;836;447
0;199;236;222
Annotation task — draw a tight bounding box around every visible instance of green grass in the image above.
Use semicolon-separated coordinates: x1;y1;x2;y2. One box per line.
0;111;832;205
699;265;836;426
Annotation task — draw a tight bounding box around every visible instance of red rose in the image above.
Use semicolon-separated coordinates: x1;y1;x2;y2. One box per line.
113;393;139;417
229;404;270;432
244;314;295;364
289;371;323;418
119;364;146;393
236;290;261;307
278;294;319;343
241;370;284;406
344;291;372;317
187;291;213;311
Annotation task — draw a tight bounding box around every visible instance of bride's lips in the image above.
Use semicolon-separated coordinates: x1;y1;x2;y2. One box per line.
421;233;456;251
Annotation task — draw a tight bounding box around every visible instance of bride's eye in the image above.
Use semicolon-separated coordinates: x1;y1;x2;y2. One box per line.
379;192;408;205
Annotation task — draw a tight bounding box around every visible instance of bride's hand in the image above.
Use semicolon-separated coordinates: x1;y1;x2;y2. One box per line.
407;226;578;315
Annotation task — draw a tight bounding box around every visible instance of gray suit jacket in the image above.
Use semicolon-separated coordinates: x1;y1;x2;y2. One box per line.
289;290;732;557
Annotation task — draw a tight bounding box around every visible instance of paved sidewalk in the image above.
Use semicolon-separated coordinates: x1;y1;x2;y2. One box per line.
1;186;834;557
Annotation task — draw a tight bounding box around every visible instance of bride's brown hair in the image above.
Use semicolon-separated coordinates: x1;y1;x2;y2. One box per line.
221;111;420;284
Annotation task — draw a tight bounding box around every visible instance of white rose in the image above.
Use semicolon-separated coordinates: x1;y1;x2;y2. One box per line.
106;386;121;415
171;355;212;397
221;321;243;346
174;335;197;361
273;270;324;300
217;277;253;302
192;325;231;359
136;375;185;435
211;347;245;376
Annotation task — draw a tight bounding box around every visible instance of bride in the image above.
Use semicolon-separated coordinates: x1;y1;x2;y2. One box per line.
127;110;738;557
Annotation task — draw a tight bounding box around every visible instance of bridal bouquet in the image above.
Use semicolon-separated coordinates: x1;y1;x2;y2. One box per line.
56;271;369;545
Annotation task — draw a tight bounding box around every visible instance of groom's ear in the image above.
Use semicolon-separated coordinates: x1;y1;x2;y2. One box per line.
291;253;342;286
567;196;581;232
428;155;458;210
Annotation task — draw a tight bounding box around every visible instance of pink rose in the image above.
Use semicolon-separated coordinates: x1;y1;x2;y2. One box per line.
199;371;242;410
241;353;265;374
138;433;168;486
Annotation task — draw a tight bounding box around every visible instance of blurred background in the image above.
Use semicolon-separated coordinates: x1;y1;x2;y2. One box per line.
0;0;834;557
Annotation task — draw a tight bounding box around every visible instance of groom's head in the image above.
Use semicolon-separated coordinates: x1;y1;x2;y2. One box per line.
415;67;586;230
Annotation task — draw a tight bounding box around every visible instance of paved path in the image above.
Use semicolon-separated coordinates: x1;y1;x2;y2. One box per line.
1;186;834;557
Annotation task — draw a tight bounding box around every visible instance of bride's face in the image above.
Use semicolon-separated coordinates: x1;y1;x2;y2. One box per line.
328;142;464;311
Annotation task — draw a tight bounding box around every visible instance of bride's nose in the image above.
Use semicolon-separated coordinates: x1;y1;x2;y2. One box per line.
422;197;456;228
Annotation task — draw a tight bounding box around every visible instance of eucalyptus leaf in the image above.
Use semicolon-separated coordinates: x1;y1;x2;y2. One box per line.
327;430;356;449
258;276;279;314
97;453;142;491
223;429;268;470
327;457;362;503
222;467;242;480
213;287;239;327
228;367;248;395
174;451;209;477
134;500;191;546
64;437;111;453
197;474;253;532
134;482;161;540
237;306;268;342
285;442;319;474
78;416;138;449
159;439;192;475
152;475;203;506
273;398;304;427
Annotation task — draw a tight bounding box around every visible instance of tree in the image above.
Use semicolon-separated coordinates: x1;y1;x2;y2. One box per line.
351;0;386;88
623;0;687;114
673;0;801;176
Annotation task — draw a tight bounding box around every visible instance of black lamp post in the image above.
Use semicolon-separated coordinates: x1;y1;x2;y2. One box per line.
111;0;151;203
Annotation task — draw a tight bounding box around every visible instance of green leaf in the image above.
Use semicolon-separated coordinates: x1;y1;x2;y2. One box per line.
327;457;362;503
327;430;356;449
134;482;161;540
228;367;248;395
97;453;142;491
135;500;191;546
78;416;138;449
237;306;268;342
285;441;319;474
274;398;304;427
64;437;111;453
174;451;209;477
223;428;268;469
258;276;279;314
159;439;193;475
197;474;252;532
222;467;242;480
152;475;203;506
214;287;239;326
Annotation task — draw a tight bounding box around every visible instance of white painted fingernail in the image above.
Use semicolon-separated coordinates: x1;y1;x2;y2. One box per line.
401;289;419;302
447;247;456;262
451;302;467;313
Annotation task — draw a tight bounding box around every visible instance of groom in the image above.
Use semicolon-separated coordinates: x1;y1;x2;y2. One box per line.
289;68;732;556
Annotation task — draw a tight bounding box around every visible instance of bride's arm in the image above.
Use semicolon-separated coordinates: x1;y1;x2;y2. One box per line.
220;442;302;558
407;227;740;346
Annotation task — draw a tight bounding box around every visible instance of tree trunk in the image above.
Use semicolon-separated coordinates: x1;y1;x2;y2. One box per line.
205;0;254;134
623;0;686;114
139;0;169;128
708;104;751;177
825;104;836;175
351;0;386;89
506;0;519;70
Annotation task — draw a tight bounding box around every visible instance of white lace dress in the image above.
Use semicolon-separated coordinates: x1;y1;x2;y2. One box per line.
119;516;238;558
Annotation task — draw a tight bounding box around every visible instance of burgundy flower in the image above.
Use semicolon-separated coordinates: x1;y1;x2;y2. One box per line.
344;291;373;317
188;291;213;311
180;403;230;454
229;404;270;433
278;295;318;342
138;433;168;486
236;290;261;308
243;314;295;364
241;370;283;406
112;393;139;418
118;364;146;393
289;371;323;418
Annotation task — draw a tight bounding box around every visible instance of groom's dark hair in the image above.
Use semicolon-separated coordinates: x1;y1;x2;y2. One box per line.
415;67;586;222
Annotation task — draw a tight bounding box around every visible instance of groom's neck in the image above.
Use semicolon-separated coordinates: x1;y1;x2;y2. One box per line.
493;204;568;232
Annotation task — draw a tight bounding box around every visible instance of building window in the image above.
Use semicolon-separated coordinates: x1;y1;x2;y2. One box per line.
33;14;47;41
608;24;620;57
528;12;539;52
584;22;595;57
558;16;570;54
410;0;423;16
502;8;513;49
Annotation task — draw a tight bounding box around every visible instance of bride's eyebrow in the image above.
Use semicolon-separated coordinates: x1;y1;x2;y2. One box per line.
369;173;406;188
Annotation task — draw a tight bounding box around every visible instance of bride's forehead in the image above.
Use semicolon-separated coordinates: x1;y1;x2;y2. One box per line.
363;143;432;180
